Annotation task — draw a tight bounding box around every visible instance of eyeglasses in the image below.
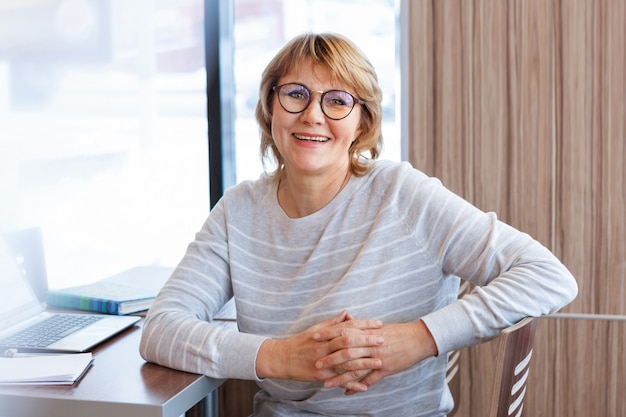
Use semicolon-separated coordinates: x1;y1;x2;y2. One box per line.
272;83;364;120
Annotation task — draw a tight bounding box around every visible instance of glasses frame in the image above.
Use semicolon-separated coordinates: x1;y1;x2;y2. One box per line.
272;83;365;120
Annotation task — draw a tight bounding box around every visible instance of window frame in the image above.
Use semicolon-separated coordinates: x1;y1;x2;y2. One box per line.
205;0;236;208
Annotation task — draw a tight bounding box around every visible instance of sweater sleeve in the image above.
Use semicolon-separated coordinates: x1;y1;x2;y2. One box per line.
139;198;268;380
410;175;578;355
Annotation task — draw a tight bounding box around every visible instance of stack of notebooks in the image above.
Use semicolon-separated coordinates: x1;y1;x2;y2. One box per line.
47;266;173;315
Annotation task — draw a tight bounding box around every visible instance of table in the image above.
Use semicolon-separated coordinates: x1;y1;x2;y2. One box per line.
0;320;224;417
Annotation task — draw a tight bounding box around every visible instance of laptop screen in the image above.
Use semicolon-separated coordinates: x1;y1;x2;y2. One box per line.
0;239;43;333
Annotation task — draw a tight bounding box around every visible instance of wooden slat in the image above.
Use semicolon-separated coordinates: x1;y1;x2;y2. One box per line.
406;0;435;176
506;0;557;246
554;0;597;314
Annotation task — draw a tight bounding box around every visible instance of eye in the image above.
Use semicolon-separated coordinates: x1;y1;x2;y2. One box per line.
289;91;306;100
284;84;309;101
325;91;353;107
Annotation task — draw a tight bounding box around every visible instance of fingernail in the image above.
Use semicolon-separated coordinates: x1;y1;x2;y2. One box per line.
376;336;384;344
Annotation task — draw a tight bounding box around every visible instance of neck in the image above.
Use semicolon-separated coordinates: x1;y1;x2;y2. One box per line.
278;168;351;218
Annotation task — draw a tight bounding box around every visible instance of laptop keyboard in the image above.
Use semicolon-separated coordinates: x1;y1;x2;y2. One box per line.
0;314;104;348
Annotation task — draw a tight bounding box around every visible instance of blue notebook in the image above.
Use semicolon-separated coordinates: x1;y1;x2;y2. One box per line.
47;266;173;315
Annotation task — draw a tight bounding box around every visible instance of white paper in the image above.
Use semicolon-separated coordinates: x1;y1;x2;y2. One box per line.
0;352;93;385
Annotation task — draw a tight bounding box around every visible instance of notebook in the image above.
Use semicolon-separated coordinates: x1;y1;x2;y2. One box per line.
0;232;140;355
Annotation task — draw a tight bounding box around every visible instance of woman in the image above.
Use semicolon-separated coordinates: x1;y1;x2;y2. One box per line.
140;33;577;416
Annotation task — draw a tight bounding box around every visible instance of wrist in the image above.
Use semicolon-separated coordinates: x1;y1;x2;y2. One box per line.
415;320;439;358
256;338;281;379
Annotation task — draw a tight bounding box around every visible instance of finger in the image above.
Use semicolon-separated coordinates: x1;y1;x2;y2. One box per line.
323;369;371;389
358;369;385;389
312;367;339;382
314;320;383;341
325;333;384;353
323;310;351;327
341;379;369;394
315;349;382;371
342;369;386;395
340;318;383;330
344;388;364;396
307;311;349;334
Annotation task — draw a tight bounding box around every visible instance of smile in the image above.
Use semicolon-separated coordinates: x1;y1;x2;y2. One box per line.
294;134;329;143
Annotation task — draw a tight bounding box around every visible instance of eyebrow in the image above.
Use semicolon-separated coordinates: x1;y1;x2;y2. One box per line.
280;82;356;96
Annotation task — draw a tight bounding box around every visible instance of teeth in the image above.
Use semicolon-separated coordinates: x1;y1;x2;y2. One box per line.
294;134;329;142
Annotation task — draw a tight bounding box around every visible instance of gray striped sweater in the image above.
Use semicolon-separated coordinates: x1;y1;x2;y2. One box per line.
140;160;577;416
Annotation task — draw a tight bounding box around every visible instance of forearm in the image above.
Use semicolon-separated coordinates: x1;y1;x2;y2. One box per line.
140;308;266;380
427;238;577;355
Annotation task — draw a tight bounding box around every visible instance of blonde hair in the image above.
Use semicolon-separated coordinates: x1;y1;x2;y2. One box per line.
255;33;384;177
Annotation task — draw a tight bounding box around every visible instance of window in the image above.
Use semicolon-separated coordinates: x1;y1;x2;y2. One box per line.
0;0;400;289
0;0;208;288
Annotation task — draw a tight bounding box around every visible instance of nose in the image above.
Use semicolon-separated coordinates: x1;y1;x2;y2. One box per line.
299;95;325;124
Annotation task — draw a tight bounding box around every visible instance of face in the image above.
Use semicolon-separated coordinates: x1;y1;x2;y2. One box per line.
271;63;362;178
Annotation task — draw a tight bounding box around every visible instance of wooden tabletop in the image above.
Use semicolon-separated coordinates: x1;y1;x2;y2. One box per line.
0;319;224;417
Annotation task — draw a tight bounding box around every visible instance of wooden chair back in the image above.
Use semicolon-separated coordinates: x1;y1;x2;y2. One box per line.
446;315;537;417
489;316;537;417
445;348;461;416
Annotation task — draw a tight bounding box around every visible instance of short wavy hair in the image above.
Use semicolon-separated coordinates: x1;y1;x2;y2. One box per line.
255;32;384;177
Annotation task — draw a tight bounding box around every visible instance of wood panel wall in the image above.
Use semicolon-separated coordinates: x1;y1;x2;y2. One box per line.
406;1;625;416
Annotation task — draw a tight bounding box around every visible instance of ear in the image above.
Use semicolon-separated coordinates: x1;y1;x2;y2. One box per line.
353;121;363;142
355;105;367;139
354;115;364;140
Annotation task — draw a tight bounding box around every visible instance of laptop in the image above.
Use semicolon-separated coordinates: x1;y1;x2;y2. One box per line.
0;231;140;356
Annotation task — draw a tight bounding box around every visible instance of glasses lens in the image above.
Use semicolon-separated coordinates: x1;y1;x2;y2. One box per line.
322;90;355;119
277;84;310;113
322;90;354;119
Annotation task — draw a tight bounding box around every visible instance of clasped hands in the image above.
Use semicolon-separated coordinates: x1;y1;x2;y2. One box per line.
256;310;438;395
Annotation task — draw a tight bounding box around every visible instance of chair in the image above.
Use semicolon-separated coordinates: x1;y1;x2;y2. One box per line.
489;316;537;417
446;316;537;417
445;348;462;416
